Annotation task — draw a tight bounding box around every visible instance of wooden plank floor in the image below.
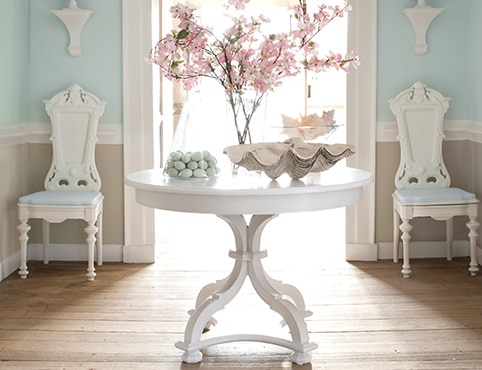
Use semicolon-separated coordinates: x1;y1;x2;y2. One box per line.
2;210;482;369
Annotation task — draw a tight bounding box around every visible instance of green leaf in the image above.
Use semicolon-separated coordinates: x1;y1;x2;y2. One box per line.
171;60;184;69
177;29;189;40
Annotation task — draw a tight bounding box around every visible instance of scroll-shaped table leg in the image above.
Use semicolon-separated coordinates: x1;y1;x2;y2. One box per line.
176;214;316;365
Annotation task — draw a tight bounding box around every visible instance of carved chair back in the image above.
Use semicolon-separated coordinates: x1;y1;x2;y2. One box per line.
44;84;106;192
389;81;451;189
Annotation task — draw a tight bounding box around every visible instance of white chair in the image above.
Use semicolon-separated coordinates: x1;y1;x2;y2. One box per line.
389;81;479;278
17;84;106;281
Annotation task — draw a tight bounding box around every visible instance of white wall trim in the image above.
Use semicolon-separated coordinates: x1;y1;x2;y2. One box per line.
345;0;377;260
377;119;482;143
378;240;481;263
346;242;378;261
123;244;157;263
0;122;123;147
121;0;159;264
1;244;124;281
27;243;124;262
0;251;22;281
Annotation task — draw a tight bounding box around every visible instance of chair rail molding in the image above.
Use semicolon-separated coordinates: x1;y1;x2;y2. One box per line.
376;120;482;143
0;123;123;147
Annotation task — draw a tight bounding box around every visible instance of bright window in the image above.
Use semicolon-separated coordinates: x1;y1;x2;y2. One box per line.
167;0;348;145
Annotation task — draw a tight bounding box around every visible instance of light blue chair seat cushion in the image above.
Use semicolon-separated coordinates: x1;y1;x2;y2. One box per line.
19;191;103;206
394;187;477;205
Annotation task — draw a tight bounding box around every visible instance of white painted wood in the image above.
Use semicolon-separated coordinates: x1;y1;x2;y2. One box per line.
126;167;373;215
346;0;378;260
377;119;482;143
17;84;105;282
0;123;122;147
390;81;480;278
121;0;160;263
125;166;372;363
390;81;451;189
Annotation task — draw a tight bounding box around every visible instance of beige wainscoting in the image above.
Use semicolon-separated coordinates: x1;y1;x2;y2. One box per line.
0;125;124;281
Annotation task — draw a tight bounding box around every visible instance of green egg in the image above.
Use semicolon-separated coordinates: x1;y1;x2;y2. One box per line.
198;159;208;170
191;151;202;162
201;150;212;161
170;151;182;161
166;167;179;177
174;161;186;170
206;167;217;177
179;168;193;178
181;153;192;164
193;169;207;178
208;158;217;167
187;161;199;170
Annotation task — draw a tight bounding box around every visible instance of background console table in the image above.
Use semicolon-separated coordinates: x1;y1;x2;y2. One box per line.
125;167;373;365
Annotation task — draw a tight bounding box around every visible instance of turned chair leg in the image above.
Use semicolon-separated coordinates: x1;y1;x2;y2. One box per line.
96;211;103;266
393;210;400;263
18;218;31;279
400;218;413;278
445;218;453;261
42;219;50;264
467;217;480;276
85;221;98;282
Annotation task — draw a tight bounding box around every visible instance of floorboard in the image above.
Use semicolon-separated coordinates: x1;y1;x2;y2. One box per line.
1;209;482;369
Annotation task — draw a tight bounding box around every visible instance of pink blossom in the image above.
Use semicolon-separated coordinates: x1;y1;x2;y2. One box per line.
148;0;359;144
228;0;249;11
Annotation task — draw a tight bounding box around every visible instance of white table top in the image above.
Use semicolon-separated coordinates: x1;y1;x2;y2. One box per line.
125;167;373;215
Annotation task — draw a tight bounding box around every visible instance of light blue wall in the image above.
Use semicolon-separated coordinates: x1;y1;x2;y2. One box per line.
377;0;471;121
28;0;123;124
0;0;29;124
469;0;482;121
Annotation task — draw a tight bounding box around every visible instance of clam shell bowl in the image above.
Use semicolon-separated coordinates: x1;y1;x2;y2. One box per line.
223;137;356;180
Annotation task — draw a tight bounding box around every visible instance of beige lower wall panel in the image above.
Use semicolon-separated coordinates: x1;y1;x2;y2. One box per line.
25;144;124;246
0;145;29;260
376;141;482;249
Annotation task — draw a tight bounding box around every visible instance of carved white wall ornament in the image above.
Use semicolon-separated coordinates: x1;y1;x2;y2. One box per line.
403;0;443;55
52;0;94;56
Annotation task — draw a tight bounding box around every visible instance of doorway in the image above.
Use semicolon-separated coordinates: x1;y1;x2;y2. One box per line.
121;0;376;263
155;0;349;262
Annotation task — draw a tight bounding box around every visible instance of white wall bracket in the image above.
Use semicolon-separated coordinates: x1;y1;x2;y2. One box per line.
52;0;94;57
403;0;443;55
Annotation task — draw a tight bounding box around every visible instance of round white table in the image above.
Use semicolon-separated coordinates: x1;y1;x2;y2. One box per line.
125;167;373;365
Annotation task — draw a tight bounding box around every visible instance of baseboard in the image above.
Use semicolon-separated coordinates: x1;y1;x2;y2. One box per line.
378;240;480;262
0;250;21;281
123;244;156;263
27;243;124;262
0;243;124;282
346;242;379;261
346;240;481;263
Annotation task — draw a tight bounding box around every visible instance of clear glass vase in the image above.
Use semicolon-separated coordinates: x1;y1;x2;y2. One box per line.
224;90;268;146
164;91;229;179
